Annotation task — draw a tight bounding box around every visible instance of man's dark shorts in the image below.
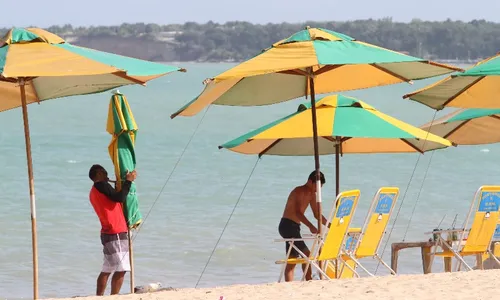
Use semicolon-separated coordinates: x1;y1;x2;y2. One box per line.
278;218;309;258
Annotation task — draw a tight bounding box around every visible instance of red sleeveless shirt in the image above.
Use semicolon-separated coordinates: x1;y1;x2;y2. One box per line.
89;186;128;234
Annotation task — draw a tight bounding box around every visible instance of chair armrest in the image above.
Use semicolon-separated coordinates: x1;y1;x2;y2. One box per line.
274;237;317;243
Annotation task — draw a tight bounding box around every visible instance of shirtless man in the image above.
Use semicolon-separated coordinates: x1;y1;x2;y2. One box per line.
278;170;328;282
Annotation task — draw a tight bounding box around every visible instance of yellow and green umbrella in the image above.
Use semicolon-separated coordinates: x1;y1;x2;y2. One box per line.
0;27;184;111
171;27;461;118
107;92;141;228
403;53;500;110
220;95;453;195
419;108;500;145
0;27;185;299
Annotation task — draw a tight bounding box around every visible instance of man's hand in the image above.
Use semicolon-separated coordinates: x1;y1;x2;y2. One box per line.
126;170;137;182
309;225;318;234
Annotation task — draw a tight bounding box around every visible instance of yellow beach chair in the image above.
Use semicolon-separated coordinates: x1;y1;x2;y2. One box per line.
275;189;361;281
481;221;500;267
428;185;500;271
339;187;400;277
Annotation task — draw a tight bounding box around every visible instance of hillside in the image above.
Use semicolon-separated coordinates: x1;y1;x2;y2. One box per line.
2;19;499;62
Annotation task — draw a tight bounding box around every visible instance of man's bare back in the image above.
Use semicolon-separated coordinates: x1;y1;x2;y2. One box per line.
282;185;316;226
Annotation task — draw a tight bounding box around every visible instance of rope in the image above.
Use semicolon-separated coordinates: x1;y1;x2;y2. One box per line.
402;149;436;241
374;110;438;274
195;158;261;288
117;106;211;266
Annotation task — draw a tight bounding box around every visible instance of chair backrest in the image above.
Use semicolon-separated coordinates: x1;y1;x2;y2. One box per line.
355;187;400;258
318;189;361;261
462;186;500;253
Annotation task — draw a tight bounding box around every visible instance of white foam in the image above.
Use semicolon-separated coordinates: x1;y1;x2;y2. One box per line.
480;148;490;153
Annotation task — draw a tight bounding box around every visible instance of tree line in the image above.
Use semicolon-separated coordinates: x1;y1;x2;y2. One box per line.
1;19;499;62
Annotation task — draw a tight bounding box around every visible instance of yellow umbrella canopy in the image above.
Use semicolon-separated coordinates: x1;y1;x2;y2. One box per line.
221;94;452;155
171;27;462;118
403;53;500;110
419;108;500;145
0;27;184;112
220;94;453;195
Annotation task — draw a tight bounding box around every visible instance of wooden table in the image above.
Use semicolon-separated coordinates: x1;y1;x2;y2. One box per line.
391;240;499;274
391;240;453;274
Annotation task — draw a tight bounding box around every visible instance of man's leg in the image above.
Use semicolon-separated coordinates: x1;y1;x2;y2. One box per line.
110;271;126;295
284;263;296;282
96;272;111;296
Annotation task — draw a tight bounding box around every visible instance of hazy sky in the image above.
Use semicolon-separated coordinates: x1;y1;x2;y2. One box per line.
2;0;499;27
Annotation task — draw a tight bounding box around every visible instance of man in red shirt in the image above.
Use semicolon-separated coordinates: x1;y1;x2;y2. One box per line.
88;164;136;296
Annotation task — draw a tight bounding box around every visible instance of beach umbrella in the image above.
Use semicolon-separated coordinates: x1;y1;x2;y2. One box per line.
106;91;141;291
403;53;500;110
0;27;185;299
419;108;500;145
219;94;453;199
170;26;461;238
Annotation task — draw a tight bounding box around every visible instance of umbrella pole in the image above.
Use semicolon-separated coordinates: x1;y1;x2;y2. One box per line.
308;74;324;278
19;78;39;299
335;143;340;202
128;229;135;294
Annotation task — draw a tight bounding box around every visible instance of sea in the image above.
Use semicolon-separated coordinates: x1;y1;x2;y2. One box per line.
1;62;495;299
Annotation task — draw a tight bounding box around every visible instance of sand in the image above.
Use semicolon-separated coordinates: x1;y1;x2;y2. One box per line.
48;270;500;300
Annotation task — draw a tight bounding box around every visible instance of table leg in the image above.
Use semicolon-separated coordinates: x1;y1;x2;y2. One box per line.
443;257;452;272
391;246;399;273
421;246;432;274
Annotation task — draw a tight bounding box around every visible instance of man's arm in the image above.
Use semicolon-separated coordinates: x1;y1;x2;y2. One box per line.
309;196;329;227
94;181;132;203
290;190;315;230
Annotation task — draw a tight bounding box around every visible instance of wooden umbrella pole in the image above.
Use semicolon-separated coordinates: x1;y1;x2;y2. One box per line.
308;73;324;278
308;75;322;236
335;141;340;197
128;229;135;294
20;78;39;299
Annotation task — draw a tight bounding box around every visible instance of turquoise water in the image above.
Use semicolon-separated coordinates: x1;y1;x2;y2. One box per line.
1;63;496;299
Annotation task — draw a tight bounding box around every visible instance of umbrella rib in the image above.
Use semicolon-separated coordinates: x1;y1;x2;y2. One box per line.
277;69;309;76
313;65;343;76
113;71;147;86
489;115;500;121
442;119;471;139
441;76;485;107
24;78;42;104
258;139;282;157
400;138;424;154
370;64;412;83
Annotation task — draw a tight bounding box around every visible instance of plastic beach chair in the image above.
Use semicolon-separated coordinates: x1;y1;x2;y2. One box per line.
339;187;400;277
427;186;500;271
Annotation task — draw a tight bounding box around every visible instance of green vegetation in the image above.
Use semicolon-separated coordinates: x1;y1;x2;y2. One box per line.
1;19;499;62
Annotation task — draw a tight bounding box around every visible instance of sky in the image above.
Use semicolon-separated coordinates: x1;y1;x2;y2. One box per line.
2;0;499;28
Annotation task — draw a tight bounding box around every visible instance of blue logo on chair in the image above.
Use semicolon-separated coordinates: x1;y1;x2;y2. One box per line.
478;192;500;212
494;224;500;239
375;193;395;214
344;235;358;250
336;196;355;218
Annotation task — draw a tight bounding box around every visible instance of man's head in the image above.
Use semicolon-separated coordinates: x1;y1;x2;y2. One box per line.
306;170;325;192
89;164;109;182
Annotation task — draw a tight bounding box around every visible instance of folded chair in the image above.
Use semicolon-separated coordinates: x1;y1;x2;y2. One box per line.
339;187;400;277
427;185;500;271
275;189;361;281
